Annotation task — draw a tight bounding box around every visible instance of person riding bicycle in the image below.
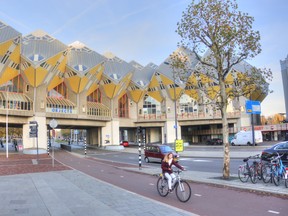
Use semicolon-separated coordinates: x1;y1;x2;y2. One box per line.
161;152;184;193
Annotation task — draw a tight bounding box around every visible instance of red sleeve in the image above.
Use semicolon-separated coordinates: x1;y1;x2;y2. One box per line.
173;161;184;170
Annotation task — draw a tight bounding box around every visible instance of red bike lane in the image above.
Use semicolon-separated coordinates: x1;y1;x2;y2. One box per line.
54;150;288;216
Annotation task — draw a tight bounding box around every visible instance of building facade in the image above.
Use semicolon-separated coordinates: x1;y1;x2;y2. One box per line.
0;20;274;153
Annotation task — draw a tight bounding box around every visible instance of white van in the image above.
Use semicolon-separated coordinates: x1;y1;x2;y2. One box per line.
230;130;263;146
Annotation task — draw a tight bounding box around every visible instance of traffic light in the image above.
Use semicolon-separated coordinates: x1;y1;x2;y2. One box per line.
137;126;142;134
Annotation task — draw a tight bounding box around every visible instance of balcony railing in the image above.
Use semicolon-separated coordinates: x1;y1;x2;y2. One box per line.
177;111;241;120
138;113;167;121
137;110;241;121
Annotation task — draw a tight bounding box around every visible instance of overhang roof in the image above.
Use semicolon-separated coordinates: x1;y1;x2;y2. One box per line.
21;30;67;66
0;21;21;44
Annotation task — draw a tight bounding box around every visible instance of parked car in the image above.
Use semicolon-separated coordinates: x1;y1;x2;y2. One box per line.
261;141;288;165
120;141;129;147
206;138;223;145
144;144;179;163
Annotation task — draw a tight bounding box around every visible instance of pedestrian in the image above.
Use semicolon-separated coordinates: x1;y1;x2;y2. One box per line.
13;139;18;151
161;152;184;193
0;139;3;148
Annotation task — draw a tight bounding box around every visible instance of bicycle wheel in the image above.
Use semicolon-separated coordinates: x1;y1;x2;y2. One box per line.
238;164;249;183
285;178;288;188
273;166;280;186
157;177;169;197
262;164;272;183
250;166;258;184
175;180;191;203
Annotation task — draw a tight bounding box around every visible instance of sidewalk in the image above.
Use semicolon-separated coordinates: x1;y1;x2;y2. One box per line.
0;170;194;216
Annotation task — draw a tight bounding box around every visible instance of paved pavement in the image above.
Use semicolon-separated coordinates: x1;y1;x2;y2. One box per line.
0;143;287;216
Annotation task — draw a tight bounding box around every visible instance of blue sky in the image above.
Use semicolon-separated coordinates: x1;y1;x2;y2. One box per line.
0;0;287;117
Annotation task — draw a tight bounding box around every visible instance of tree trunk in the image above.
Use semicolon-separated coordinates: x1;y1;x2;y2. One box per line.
222;108;230;179
219;75;230;179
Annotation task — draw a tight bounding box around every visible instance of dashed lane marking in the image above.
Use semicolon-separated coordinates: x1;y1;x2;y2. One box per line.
268;210;280;214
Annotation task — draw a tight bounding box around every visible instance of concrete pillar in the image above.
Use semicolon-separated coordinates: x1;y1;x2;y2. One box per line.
102;120;119;146
164;120;181;144
22;116;47;154
274;131;278;141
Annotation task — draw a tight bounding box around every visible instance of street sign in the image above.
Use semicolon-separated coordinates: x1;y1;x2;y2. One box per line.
49;119;58;129
245;100;261;114
175;139;184;152
29;125;38;138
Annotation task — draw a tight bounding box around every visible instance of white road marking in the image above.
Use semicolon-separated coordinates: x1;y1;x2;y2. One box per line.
149;183;154;186
268;210;280;214
180;158;212;162
194;194;202;197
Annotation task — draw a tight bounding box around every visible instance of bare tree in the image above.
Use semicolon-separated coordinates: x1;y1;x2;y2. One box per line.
173;0;273;179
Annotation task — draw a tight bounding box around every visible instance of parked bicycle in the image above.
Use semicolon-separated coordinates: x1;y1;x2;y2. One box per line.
238;154;262;184
262;153;287;187
271;153;287;186
157;170;191;202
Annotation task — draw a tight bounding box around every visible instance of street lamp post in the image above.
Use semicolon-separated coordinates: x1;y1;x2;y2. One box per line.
6;86;9;158
173;74;178;141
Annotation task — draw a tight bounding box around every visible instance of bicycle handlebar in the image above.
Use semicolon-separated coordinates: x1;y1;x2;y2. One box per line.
243;154;260;162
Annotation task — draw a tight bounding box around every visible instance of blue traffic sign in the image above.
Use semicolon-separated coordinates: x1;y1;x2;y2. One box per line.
245;100;261;114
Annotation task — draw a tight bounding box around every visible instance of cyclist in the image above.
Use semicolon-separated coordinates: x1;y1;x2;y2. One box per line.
161;152;184;193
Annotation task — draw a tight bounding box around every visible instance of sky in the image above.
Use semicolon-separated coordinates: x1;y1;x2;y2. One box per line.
0;0;287;117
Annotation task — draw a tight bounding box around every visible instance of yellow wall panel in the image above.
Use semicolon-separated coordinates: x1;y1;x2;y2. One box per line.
225;73;234;84
149;76;159;88
89;65;99;75
86;83;99;96
129;90;144;103
58;57;67;72
147;91;162;102
35;67;48;87
160;74;173;85
46;53;62;65
47;76;63;91
24;67;35;86
103;83;116;98
68;76;81;93
184;89;199;101
0;40;12;56
79;77;88;93
96;71;103;81
0;68;18;85
9;45;21;63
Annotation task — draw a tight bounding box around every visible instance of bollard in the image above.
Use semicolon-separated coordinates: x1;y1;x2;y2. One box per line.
84;138;87;156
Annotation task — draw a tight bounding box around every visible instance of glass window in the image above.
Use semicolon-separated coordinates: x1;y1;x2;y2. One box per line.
143;95;160;114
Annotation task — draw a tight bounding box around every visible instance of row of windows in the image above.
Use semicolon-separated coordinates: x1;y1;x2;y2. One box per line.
0;100;32;110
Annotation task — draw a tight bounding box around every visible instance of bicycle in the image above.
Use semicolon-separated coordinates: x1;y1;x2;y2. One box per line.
157;170;191;202
271;153;287;186
262;153;288;187
238;154;262;184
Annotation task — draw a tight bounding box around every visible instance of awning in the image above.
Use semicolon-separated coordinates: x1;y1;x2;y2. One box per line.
87;102;109;110
0;91;32;102
46;97;75;107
